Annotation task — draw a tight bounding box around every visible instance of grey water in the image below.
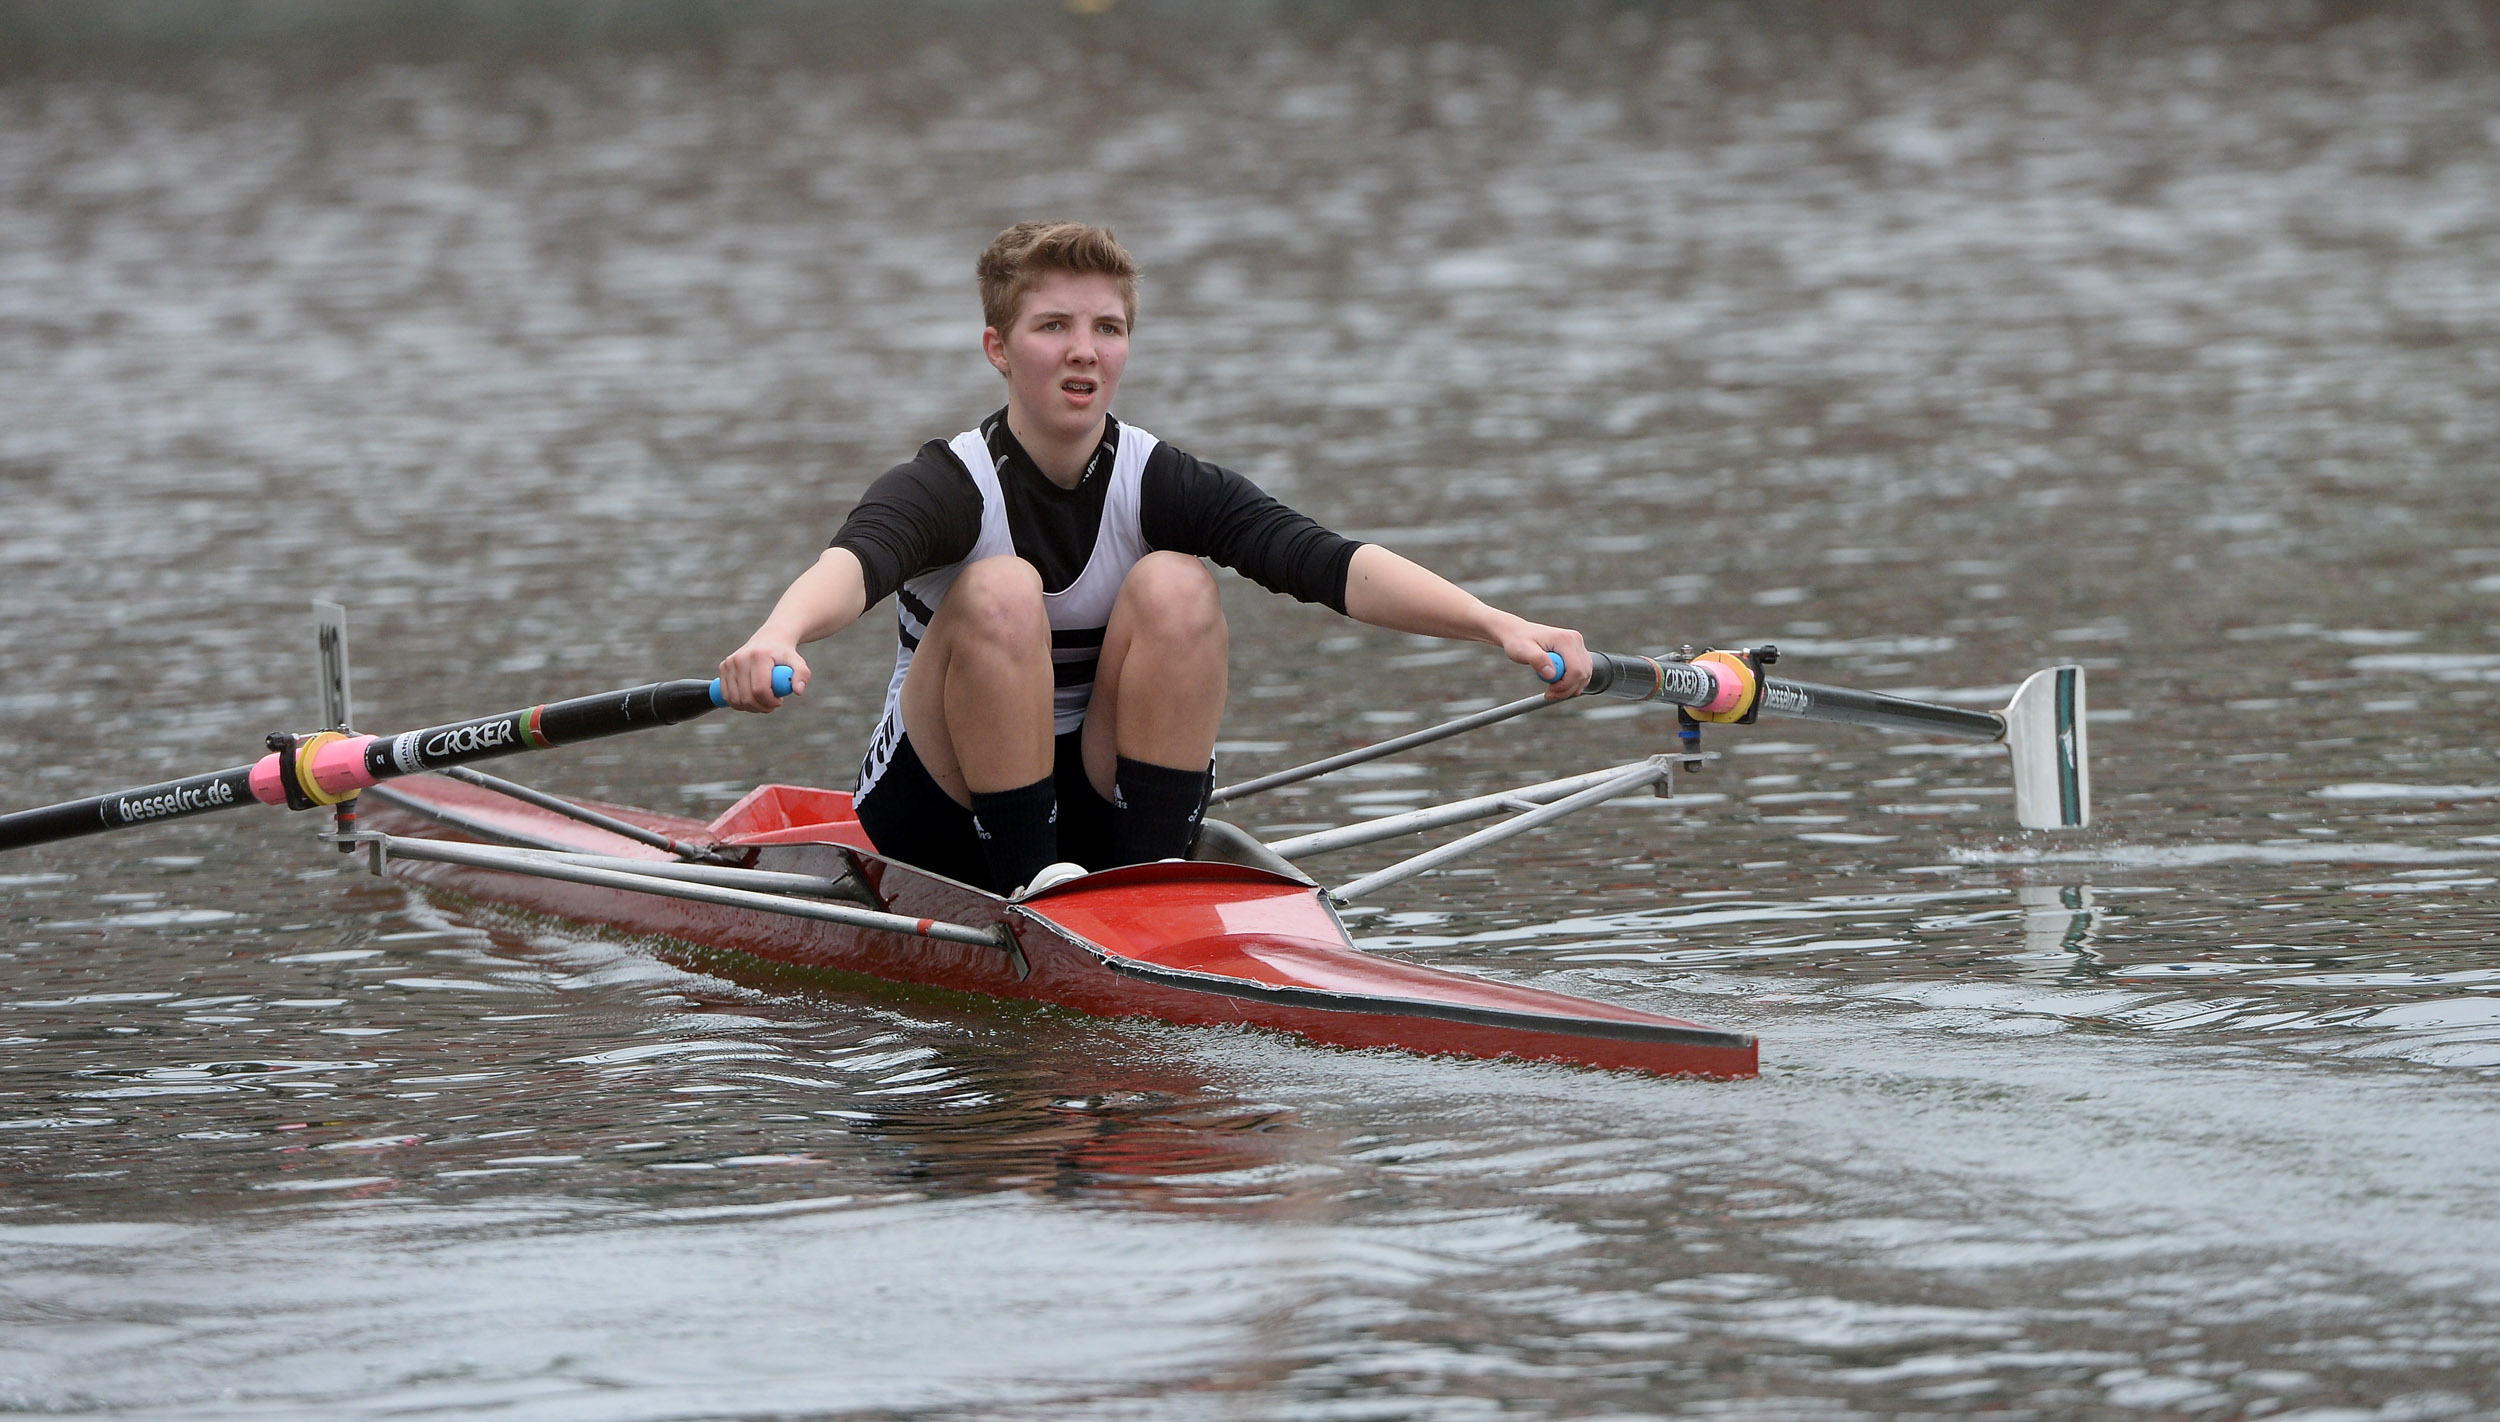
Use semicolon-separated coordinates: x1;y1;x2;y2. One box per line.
3;3;2498;1417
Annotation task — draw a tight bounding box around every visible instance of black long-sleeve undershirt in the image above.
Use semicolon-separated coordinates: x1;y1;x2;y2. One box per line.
830;411;1362;614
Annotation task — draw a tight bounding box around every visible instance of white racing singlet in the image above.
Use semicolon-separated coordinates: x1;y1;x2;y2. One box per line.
856;421;1160;798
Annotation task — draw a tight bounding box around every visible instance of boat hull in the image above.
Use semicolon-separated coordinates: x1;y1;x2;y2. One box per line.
364;777;1757;1079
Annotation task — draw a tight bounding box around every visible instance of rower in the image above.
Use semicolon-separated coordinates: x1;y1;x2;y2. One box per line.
718;221;1592;894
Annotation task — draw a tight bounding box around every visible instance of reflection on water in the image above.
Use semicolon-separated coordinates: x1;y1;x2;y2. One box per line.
4;2;2499;1417
4;894;1318;1218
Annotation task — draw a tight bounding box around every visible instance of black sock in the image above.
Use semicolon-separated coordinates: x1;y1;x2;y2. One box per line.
1112;756;1212;867
968;775;1057;894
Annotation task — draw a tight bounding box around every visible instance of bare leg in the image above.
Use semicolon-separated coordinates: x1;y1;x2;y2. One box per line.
898;556;1056;806
1082;551;1228;800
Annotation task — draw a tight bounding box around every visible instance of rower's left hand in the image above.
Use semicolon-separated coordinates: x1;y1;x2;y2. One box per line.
1499;621;1590;699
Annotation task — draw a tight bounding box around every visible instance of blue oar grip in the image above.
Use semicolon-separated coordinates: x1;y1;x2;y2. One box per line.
707;665;796;708
1539;651;1565;684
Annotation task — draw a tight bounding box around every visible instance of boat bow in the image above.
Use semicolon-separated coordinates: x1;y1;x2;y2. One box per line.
1009;860;1757;1077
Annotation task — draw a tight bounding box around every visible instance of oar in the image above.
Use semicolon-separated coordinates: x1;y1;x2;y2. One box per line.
0;667;794;853
1553;647;2088;829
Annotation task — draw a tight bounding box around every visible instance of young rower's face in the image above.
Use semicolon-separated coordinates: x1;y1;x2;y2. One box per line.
985;270;1129;442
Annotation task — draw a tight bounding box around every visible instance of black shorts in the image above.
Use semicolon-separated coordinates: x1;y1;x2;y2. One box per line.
853;729;1115;888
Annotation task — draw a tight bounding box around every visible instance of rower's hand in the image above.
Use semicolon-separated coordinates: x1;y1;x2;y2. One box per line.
1500;620;1591;699
718;641;810;712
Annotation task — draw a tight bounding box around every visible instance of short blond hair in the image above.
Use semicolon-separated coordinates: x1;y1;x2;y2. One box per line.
977;221;1139;333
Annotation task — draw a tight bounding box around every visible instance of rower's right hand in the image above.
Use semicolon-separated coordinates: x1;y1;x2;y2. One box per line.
1497;619;1591;700
718;641;810;712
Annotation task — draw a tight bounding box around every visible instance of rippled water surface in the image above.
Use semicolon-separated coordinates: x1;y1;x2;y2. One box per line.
3;4;2498;1417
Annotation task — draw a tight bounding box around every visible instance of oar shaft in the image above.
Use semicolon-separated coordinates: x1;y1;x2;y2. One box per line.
0;677;728;853
343;678;722;785
1759;678;2003;741
0;764;260;850
1581;651;2004;743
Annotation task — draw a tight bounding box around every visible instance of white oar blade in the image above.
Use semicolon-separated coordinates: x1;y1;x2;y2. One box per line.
314;598;354;733
2002;666;2089;830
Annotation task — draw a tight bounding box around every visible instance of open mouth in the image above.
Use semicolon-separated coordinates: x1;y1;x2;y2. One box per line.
1061;378;1097;398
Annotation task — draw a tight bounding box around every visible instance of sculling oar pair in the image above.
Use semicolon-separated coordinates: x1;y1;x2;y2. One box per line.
0;634;2085;856
0;668;793;853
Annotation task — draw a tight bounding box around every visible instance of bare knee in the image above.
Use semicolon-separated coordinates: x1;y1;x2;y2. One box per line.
941;557;1048;650
1118;552;1225;648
